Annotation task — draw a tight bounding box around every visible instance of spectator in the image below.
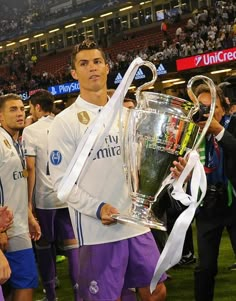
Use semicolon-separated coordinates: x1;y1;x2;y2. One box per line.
161;19;168;38
194;84;236;301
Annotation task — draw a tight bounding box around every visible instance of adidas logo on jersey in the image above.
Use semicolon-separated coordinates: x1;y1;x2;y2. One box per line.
157;64;167;75
114;73;123;84
135;68;146;80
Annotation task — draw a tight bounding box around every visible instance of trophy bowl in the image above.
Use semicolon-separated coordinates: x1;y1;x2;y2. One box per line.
112;61;215;230
112;91;199;230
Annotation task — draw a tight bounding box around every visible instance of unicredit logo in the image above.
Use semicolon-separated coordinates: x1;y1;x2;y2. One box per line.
176;47;236;71
201;50;236;65
195;56;202;66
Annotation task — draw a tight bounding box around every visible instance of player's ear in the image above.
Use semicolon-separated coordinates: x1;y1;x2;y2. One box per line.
71;69;78;80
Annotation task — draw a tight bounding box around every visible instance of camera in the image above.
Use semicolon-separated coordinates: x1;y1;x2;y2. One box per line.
192;103;210;122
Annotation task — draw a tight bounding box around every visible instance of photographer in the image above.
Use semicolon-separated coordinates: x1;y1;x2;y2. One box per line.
193;84;236;301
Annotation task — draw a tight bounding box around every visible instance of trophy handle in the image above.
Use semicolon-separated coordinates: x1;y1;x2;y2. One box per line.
187;75;216;151
135;61;158;109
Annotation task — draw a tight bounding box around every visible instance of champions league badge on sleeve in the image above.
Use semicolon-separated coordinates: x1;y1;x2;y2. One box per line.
50;150;62;165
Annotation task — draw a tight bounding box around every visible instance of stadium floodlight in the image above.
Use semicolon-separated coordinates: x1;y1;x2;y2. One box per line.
211;69;232;74
34;33;44;38
119;6;133;12
6;42;16;47
100;12;113;18
19;38;29;43
140;1;152;5
172;80;186;85
49;28;60;33
65;23;76;28
82;18;94;23
162;78;181;84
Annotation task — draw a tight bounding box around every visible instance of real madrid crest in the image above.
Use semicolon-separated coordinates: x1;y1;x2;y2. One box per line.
3;139;11;149
77;111;90;125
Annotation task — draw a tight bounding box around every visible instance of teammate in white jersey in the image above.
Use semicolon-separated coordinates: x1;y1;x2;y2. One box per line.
22;90;80;301
0;93;40;301
0;206;13;300
48;40;167;301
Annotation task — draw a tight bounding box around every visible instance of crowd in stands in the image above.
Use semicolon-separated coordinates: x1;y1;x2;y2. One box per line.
0;1;236;95
0;0;108;42
114;1;236;69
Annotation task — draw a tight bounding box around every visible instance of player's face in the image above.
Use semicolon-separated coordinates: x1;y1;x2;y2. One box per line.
71;49;109;94
0;99;25;134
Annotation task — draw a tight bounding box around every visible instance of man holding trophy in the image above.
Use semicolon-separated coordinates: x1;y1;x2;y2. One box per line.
48;40;168;301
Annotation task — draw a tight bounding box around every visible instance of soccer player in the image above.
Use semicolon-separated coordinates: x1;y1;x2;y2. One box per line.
22;90;80;301
48;39;167;301
0;93;40;301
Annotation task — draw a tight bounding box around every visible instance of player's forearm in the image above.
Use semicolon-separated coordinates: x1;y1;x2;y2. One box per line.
27;167;36;209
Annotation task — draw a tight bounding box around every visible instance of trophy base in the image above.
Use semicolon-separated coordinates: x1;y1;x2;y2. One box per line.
111;213;166;231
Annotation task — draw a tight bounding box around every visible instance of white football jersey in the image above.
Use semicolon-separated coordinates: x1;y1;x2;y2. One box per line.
22;116;67;209
48;96;149;246
0;127;29;238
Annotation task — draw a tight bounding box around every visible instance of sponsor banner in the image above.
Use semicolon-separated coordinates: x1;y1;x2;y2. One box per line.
48;81;80;95
109;63;169;87
19;91;30;101
157;63;167;75
176;47;236;71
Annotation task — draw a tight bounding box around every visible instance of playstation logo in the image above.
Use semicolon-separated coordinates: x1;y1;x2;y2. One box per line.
49;87;57;95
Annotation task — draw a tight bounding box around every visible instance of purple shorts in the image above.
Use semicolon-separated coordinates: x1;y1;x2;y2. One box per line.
79;232;167;301
0;286;4;301
35;208;76;242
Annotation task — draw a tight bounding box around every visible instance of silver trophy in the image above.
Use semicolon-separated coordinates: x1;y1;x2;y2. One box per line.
112;61;216;230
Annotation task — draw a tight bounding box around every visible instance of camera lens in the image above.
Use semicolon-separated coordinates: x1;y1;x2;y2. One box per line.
192;104;210;122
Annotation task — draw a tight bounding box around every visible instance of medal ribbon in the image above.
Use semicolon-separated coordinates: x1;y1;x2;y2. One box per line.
12;139;26;171
150;149;207;291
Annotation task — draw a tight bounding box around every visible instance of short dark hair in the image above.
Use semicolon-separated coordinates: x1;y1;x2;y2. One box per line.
124;92;137;107
71;39;107;69
0;93;22;110
29;89;54;113
195;84;229;112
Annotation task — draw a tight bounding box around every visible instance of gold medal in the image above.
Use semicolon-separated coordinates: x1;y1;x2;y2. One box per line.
77;111;90;125
22;169;28;178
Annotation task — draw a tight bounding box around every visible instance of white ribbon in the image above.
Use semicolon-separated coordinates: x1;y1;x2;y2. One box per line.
57;57;144;202
150;149;207;292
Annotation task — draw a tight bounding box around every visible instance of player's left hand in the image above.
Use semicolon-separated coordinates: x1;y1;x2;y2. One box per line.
0;206;13;232
170;156;188;179
28;217;41;241
100;204;119;225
